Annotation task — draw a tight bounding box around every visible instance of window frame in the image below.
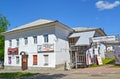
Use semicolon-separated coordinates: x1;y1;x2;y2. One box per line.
9;40;12;47
43;34;49;43
33;36;37;44
44;55;49;66
24;37;28;45
16;39;19;47
33;55;37;65
16;56;19;64
8;56;12;64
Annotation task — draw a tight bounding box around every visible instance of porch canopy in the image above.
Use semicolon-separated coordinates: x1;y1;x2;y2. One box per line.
69;31;95;46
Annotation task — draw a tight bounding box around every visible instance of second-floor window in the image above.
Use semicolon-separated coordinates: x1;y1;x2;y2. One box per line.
24;37;28;45
33;36;37;44
44;34;48;43
16;39;19;46
9;40;12;47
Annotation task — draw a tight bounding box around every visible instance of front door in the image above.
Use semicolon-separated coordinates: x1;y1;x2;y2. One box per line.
22;55;28;70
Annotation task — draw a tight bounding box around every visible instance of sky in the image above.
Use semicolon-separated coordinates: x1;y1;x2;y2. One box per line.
0;0;120;35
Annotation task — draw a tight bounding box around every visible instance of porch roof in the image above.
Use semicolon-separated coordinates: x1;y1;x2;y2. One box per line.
69;31;95;46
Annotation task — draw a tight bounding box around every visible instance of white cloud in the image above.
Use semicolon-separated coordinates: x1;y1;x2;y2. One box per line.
96;1;120;10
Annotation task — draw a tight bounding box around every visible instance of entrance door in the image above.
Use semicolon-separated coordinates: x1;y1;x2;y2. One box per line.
22;55;28;70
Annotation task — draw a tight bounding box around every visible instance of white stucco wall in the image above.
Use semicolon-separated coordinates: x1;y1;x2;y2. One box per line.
55;26;71;65
4;26;57;68
4;24;72;68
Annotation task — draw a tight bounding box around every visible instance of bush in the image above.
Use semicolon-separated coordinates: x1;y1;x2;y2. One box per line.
102;58;115;65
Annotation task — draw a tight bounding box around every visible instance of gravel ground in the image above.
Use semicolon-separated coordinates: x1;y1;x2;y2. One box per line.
0;65;120;79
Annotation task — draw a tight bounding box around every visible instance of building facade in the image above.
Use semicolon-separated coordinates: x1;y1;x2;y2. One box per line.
2;19;108;70
2;19;73;70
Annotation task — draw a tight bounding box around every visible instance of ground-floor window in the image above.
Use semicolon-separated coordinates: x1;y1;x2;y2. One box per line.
44;55;49;66
8;56;12;64
16;56;19;64
33;55;37;65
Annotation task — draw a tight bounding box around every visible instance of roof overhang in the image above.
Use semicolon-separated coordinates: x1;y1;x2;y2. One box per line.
2;20;73;36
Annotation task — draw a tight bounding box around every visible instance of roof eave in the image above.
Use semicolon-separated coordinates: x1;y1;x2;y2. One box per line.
2;21;57;36
96;28;107;36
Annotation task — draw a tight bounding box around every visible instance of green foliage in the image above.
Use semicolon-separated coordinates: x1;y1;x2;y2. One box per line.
0;72;38;78
88;58;115;68
102;58;115;65
0;14;9;32
88;64;99;68
0;14;9;60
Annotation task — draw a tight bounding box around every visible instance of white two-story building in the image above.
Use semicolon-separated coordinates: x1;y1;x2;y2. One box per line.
2;19;73;70
2;19;110;70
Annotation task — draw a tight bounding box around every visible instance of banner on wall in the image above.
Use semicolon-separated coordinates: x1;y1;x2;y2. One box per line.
97;56;103;65
114;46;120;65
8;48;18;55
37;44;54;52
91;35;118;43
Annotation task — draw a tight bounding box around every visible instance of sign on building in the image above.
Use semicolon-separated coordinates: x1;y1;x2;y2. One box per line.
37;44;54;52
91;35;118;43
114;46;120;65
97;56;103;65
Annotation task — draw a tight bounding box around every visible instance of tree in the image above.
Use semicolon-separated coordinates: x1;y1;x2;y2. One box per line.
0;14;9;60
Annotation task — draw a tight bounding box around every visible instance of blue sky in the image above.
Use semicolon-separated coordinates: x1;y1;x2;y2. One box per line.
0;0;120;35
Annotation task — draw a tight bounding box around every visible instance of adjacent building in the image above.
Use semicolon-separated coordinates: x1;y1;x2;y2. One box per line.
68;27;106;68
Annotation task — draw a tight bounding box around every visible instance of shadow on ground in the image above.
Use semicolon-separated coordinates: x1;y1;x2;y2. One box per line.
21;73;67;79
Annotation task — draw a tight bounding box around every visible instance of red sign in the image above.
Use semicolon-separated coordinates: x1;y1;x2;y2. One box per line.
8;48;18;55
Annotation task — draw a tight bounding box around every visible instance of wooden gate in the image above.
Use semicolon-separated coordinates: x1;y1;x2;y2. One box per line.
22;55;28;70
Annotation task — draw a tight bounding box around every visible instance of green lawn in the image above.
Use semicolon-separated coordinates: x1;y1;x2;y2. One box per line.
102;58;115;65
110;65;120;68
88;58;115;68
0;72;38;78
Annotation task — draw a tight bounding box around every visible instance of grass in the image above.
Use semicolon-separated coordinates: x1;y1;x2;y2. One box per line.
102;58;115;65
110;65;120;68
0;72;38;78
88;64;99;68
88;58;115;68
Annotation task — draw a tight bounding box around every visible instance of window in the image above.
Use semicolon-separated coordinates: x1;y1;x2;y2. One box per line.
44;34;48;43
8;57;12;64
16;56;19;64
16;39;19;46
9;40;12;47
33;36;37;44
33;55;37;65
24;37;28;45
44;55;49;65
